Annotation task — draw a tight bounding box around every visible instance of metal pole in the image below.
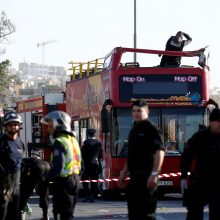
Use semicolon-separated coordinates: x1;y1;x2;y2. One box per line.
0;117;2;137
134;0;137;62
42;43;45;65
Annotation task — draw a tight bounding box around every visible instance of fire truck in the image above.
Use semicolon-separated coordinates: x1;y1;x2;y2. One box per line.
16;93;65;160
67;47;211;198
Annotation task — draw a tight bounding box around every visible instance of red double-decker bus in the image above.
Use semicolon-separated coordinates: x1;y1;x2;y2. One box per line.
66;47;210;197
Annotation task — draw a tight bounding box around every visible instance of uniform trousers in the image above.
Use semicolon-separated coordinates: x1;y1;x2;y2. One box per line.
127;172;157;220
81;163;99;198
53;174;80;220
186;182;220;220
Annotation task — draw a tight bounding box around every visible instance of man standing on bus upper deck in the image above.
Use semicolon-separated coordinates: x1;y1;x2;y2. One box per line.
180;108;220;220
160;31;192;67
118;99;165;220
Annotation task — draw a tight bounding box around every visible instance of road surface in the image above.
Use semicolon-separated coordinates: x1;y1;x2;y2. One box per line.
26;195;209;220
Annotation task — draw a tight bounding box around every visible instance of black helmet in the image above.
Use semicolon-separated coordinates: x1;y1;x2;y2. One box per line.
41;111;72;133
3;112;23;126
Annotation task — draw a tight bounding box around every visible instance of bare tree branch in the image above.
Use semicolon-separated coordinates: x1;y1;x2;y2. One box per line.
0;10;16;52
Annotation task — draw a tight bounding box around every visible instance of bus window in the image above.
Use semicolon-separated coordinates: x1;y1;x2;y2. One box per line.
120;51;160;67
79;119;88;147
73;120;80;141
103;54;112;69
149;109;160;127
162;108;204;153
111;109;132;158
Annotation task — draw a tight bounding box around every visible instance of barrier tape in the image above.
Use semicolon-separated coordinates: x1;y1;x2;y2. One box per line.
80;172;190;183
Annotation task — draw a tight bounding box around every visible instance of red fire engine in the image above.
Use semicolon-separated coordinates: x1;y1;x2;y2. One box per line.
16;94;66;160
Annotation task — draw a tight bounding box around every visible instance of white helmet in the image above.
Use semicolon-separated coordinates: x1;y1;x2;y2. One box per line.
41;111;72;133
3;112;23;126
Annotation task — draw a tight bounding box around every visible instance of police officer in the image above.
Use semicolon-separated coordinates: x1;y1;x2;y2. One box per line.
81;128;103;202
160;31;192;67
0;112;25;220
118;99;165;220
181;108;220;220
41;111;81;220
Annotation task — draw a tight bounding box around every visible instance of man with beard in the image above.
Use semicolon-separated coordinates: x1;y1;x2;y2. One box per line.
0;112;25;220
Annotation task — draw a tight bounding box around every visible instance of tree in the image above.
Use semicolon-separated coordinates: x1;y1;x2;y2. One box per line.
0;10;16;55
0;60;20;108
0;11;18;108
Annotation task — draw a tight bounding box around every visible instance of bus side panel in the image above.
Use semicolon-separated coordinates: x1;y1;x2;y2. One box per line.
109;157;127;190
159;155;181;193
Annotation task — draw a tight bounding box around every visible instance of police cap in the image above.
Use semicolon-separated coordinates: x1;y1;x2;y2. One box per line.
87;128;96;137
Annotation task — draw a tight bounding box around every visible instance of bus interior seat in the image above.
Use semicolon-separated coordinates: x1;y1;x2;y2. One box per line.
124;62;140;68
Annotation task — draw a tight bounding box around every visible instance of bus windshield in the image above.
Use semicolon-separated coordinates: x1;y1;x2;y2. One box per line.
111;108;205;158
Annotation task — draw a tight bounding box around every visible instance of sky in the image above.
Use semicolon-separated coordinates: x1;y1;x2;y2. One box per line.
1;0;220;88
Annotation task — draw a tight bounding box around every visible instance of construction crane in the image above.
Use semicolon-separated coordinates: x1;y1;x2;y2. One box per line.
37;39;57;65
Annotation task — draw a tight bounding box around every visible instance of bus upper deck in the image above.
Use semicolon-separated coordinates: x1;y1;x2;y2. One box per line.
68;47;209;109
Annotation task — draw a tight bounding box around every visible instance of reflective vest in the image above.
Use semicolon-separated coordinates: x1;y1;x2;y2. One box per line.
55;134;81;177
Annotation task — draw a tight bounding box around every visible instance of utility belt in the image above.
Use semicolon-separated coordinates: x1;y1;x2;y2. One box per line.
90;157;99;165
84;157;99;165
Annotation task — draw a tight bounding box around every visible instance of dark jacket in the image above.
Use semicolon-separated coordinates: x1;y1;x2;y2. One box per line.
127;119;164;175
81;138;102;166
160;33;192;67
0;134;25;175
181;128;220;187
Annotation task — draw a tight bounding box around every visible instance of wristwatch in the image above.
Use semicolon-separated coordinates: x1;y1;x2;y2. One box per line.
151;171;159;176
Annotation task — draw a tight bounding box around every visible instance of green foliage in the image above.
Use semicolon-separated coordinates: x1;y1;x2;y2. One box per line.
0;11;17;108
0;60;20;108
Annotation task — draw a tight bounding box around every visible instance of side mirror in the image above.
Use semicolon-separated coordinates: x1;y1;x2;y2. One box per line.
101;99;113;133
101;108;110;133
198;48;209;68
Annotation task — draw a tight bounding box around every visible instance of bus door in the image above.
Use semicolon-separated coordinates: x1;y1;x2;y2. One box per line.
73;118;91;147
111;108;132;159
161;108;205;153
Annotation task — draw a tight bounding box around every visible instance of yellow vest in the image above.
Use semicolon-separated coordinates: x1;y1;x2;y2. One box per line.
55;134;81;177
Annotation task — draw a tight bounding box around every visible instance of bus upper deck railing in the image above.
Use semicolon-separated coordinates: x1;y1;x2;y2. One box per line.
68;46;209;81
68;58;104;80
